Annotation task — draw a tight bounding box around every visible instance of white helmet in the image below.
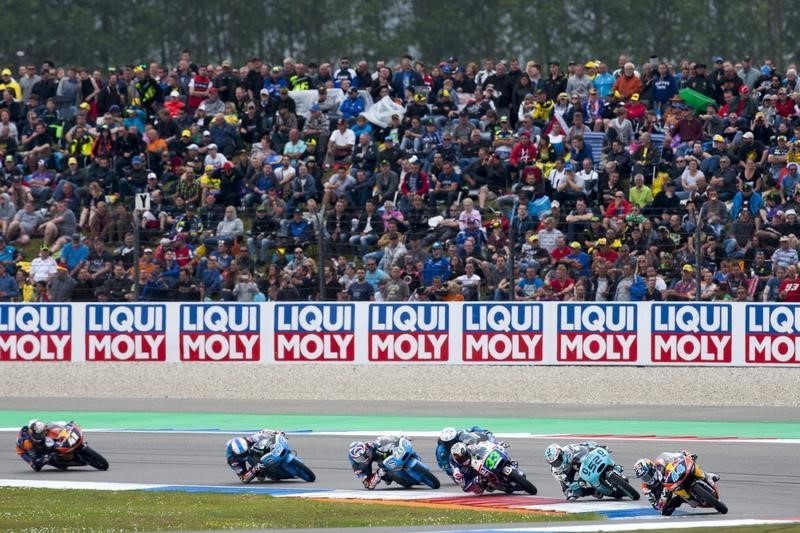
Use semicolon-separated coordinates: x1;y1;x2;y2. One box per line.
227;437;249;457
544;443;565;467
28;419;45;441
451;442;469;464
439;427;457;443
349;441;371;463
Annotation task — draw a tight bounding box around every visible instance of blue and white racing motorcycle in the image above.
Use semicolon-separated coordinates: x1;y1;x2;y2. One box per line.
370;437;441;489
242;433;316;483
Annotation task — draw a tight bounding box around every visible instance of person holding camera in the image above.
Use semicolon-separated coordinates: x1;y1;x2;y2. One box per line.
232;272;260;302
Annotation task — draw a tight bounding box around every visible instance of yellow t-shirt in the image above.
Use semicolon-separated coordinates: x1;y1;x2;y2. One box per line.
199;173;221;193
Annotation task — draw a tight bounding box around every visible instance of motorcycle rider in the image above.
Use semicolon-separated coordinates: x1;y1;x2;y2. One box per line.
225;428;283;482
544;441;607;499
634;451;720;516
449;442;490;494
349;436;411;489
16;419;57;471
435;426;496;477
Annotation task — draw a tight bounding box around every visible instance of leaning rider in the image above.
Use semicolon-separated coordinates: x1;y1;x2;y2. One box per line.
225;428;283;482
435;426;496;477
348;436;405;489
634;451;720;516
544;441;606;499
16;419;56;471
449;442;488;494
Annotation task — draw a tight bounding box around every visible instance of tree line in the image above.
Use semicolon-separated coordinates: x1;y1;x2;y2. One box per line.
1;0;796;71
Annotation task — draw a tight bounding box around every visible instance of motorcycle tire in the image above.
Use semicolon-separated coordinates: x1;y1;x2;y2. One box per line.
508;469;537;495
606;471;639;500
289;459;316;482
411;463;441;489
691;482;728;514
78;446;109;471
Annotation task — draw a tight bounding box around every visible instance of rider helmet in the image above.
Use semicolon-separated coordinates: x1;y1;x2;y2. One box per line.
349;441;372;463
634;458;659;483
227;437;249;458
28;419;46;442
439;427;457;444
544;443;568;468
450;442;469;464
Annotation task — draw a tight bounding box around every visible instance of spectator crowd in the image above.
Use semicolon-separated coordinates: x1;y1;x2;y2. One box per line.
1;50;800;303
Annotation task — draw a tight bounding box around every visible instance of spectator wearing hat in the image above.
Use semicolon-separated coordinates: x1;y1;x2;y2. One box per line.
339;87;364;124
172;202;203;243
202;141;228;172
263;65;288;99
302;103;329;158
23;158;52;208
29;244;58;283
735;131;768;170
685;62;714;98
278;208;309;250
589;62;612;98
772;234;799;268
60;233;88;276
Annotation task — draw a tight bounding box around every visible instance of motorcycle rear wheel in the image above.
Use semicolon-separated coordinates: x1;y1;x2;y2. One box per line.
411;463;441;489
691;482;728;514
606;471;639;500
508;469;537;495
289;459;316;482
78;446;109;471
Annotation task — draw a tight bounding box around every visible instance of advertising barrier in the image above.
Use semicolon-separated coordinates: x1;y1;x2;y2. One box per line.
0;302;797;366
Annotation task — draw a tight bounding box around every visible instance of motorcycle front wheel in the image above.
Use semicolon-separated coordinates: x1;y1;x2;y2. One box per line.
78;446;109;471
289;459;316;482
411;463;441;489
606;471;639;500
507;470;537;495
691;482;728;514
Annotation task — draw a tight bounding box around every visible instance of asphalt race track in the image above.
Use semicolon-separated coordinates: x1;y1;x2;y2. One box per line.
1;400;799;531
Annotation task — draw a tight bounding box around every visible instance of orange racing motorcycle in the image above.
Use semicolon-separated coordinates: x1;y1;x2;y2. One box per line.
662;453;726;514
34;421;109;471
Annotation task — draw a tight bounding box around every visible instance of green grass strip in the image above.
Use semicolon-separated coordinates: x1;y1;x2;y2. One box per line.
1;410;799;439
0;488;587;531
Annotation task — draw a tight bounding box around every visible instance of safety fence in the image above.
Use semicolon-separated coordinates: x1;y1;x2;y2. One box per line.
0;302;797;366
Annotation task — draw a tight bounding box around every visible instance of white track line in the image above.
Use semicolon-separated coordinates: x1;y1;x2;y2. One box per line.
432;518;800;532
1;428;796;444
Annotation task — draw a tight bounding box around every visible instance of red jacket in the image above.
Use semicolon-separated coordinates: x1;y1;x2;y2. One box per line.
510;141;537;167
775;98;796;118
605;198;632;219
400;171;430;196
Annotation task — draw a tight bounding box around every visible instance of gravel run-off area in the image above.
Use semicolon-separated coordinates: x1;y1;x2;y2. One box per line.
2;365;798;407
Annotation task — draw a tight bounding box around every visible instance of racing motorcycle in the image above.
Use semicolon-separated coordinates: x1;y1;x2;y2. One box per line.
242;432;316;483
471;442;537;494
44;421;109;471
576;447;639;500
662;453;727;514
367;437;441;489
